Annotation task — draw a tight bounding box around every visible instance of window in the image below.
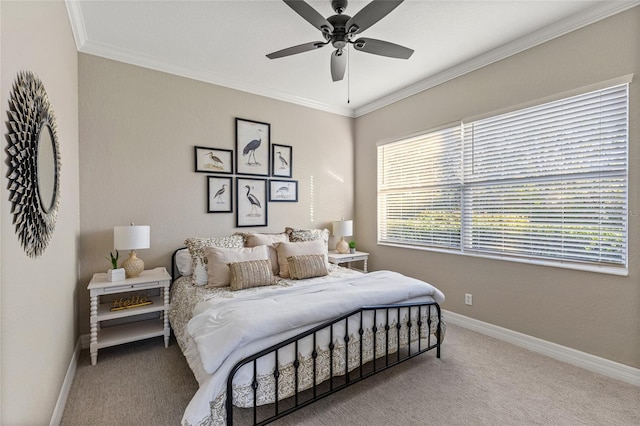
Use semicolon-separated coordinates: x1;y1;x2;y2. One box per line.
378;83;628;273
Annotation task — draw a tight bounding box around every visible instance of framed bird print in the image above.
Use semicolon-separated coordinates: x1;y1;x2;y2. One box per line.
207;176;232;213
236;118;270;176
269;179;298;202
272;144;292;178
195;146;233;174
236;177;268;227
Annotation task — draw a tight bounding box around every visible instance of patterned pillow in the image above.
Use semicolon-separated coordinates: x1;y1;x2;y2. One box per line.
228;259;276;291
184;235;245;285
287;254;328;280
285;227;330;252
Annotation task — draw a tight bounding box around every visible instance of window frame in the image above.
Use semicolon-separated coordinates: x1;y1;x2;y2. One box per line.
377;82;629;276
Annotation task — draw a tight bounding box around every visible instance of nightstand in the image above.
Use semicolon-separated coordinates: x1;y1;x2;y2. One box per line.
328;250;370;273
87;267;171;365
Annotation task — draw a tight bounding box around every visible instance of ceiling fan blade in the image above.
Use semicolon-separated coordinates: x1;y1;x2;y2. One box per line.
353;37;413;59
266;41;327;59
283;0;334;34
345;0;404;35
331;50;347;82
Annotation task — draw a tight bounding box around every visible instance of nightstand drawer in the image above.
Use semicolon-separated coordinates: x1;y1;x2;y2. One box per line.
336;255;362;262
96;281;160;294
327;251;369;273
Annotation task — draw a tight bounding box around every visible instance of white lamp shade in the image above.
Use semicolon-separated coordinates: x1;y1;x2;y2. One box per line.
114;225;150;250
332;220;353;237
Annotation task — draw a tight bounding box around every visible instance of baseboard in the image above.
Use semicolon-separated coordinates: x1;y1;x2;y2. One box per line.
443;310;640;387
50;339;82;426
80;333;90;349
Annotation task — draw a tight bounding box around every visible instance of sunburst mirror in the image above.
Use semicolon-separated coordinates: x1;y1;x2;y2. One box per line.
6;71;61;258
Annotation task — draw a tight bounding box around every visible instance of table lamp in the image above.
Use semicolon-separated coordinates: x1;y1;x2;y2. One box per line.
332;219;353;254
114;224;150;278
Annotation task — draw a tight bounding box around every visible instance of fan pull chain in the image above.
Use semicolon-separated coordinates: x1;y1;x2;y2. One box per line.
347;46;350;104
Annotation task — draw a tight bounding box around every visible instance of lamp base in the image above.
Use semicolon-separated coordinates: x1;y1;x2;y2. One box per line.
336;237;349;254
122;251;144;278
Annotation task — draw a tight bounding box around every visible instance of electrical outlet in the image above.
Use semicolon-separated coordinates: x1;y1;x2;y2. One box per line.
465;293;473;305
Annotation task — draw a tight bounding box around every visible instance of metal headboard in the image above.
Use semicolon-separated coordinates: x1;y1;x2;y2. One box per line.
171;247;187;281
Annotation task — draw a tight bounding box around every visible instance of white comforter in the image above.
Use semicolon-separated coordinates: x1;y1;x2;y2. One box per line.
181;270;445;425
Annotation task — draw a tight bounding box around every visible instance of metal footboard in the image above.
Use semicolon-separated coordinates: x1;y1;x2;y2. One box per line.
226;301;442;425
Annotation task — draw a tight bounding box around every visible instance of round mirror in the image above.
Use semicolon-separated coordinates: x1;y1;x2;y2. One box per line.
6;71;61;258
37;124;58;213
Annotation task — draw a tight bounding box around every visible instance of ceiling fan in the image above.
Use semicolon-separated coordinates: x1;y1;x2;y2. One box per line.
266;0;414;82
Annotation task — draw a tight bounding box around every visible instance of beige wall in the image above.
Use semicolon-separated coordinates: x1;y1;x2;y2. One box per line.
1;1;79;423
77;54;354;335
355;7;640;368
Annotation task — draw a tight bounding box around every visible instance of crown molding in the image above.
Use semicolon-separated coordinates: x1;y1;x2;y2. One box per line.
64;2;353;116
354;0;640;117
66;0;639;119
78;39;356;117
65;0;87;51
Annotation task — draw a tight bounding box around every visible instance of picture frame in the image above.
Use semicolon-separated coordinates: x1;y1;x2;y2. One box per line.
271;144;292;178
236;177;268;227
269;179;298;202
236;118;270;176
207;176;233;213
194;146;233;174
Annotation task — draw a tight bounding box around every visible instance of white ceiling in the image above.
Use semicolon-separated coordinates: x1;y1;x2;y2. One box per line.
66;0;639;117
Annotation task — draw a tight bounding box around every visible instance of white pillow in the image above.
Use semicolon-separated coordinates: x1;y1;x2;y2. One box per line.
175;249;192;276
204;245;270;287
274;239;327;278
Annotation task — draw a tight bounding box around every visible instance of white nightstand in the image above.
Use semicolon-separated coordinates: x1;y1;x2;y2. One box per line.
87;267;171;365
328;250;370;273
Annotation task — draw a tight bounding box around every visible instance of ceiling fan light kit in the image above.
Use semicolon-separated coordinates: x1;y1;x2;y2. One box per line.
267;0;414;82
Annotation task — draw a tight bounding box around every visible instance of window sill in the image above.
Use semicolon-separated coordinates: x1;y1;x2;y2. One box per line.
377;242;628;276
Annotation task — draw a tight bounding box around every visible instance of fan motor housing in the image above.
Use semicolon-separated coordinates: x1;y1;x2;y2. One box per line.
325;14;352;49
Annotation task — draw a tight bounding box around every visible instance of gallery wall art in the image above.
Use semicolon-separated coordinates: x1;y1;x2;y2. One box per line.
194;118;298;221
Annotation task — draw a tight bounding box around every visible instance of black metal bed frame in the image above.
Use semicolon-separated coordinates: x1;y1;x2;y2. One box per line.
171;248;442;425
225;301;442;425
171;247;186;282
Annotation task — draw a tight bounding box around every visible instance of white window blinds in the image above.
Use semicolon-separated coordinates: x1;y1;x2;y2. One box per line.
377;83;628;272
378;126;462;249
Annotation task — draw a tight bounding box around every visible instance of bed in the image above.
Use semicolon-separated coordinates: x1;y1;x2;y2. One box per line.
168;230;446;425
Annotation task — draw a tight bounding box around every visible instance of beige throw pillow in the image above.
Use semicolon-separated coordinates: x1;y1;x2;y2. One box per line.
229;259;276;291
184;235;245;285
287;254;328;279
204;245;269;287
243;233;288;275
274;239;327;278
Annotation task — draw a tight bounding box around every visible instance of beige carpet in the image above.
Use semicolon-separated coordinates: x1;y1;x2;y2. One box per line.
60;324;640;425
